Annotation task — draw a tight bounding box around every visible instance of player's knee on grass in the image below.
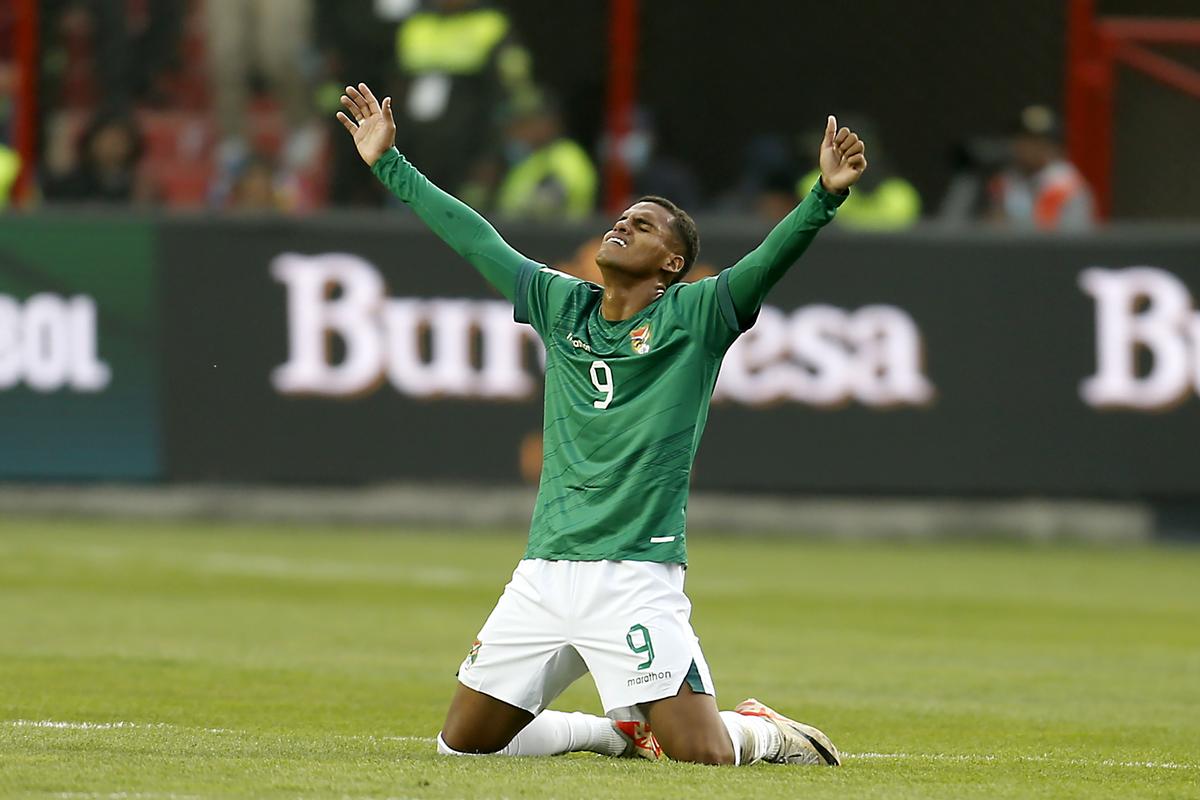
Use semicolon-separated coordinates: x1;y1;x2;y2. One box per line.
439;714;525;754
645;683;736;766
438;727;509;754
440;683;533;754
654;727;736;766
661;738;736;766
437;730;512;756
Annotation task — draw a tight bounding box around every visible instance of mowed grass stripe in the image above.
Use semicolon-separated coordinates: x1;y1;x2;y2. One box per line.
1;518;1197;799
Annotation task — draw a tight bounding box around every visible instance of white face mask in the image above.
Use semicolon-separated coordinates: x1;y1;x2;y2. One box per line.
620;131;652;172
374;0;418;20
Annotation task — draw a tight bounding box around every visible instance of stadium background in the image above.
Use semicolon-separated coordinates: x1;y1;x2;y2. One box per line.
3;0;1200;522
2;2;1199;799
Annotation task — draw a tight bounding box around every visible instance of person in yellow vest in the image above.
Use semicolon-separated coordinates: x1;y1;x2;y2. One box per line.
0;144;20;209
494;93;597;221
796;117;919;230
395;0;535;195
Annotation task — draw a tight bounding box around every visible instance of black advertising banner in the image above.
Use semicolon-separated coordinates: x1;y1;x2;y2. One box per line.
0;217;160;479
161;217;1199;496
162;217;555;486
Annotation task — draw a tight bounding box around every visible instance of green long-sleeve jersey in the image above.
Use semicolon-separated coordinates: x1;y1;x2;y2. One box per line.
373;147;845;562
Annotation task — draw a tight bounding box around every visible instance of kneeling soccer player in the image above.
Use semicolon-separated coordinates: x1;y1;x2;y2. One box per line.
338;82;865;766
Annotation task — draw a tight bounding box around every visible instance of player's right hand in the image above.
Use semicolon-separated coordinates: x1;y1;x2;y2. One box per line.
337;82;396;168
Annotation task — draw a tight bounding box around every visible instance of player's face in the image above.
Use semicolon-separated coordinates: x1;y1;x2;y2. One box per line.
596;202;683;282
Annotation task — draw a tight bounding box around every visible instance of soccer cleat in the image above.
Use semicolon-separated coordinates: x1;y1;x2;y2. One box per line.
613;719;664;761
734;698;841;766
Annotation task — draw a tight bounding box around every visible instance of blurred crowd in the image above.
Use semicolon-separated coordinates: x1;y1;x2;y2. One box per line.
0;0;1096;230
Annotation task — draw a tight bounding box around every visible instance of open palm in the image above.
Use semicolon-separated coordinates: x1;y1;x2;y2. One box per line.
818;115;868;193
336;83;396;168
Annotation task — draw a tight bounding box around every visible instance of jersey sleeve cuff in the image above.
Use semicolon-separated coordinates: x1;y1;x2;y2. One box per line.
370;147;401;179
809;179;850;208
513;259;539;324
716;268;757;332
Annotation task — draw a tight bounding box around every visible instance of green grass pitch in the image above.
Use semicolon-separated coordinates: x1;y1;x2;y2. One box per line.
1;518;1198;799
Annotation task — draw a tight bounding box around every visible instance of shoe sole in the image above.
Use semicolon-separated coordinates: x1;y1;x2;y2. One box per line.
781;720;841;766
735;698;841;766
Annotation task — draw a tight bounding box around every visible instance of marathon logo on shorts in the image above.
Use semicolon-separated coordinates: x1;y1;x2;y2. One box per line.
628;670;672;687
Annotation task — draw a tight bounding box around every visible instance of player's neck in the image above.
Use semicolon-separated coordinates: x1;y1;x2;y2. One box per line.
597;272;665;322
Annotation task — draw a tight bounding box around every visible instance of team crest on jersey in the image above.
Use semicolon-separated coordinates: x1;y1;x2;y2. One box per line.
630;324;652;354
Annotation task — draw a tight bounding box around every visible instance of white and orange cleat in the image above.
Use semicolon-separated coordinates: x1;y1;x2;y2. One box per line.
613;719;664;761
734;698;841;766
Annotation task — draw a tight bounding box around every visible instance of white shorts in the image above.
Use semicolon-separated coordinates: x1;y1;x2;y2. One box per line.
457;559;715;719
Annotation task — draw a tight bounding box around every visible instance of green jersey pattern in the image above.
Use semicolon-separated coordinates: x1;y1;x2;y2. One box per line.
371;147;845;566
515;266;746;562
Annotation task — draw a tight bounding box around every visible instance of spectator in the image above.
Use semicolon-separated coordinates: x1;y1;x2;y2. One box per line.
38;0;184;112
0;61;18;208
988;105;1096;231
720;134;800;223
314;0;397;207
796;116;920;230
204;0;317;189
43;112;151;205
392;0;535;195
935;135;1009;226
0;144;17;209
603;107;702;211
95;0;185;110
227;154;286;212
493;92;597;221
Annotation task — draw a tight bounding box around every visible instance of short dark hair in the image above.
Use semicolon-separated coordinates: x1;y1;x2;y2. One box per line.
637;195;700;284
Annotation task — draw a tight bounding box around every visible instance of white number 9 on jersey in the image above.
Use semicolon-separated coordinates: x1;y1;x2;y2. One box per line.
590;360;614;409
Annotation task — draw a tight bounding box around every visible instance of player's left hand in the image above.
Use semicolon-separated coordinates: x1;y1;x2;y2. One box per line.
818;115;867;194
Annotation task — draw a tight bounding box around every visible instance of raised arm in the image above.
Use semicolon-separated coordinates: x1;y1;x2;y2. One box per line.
724;116;867;326
337;83;528;304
